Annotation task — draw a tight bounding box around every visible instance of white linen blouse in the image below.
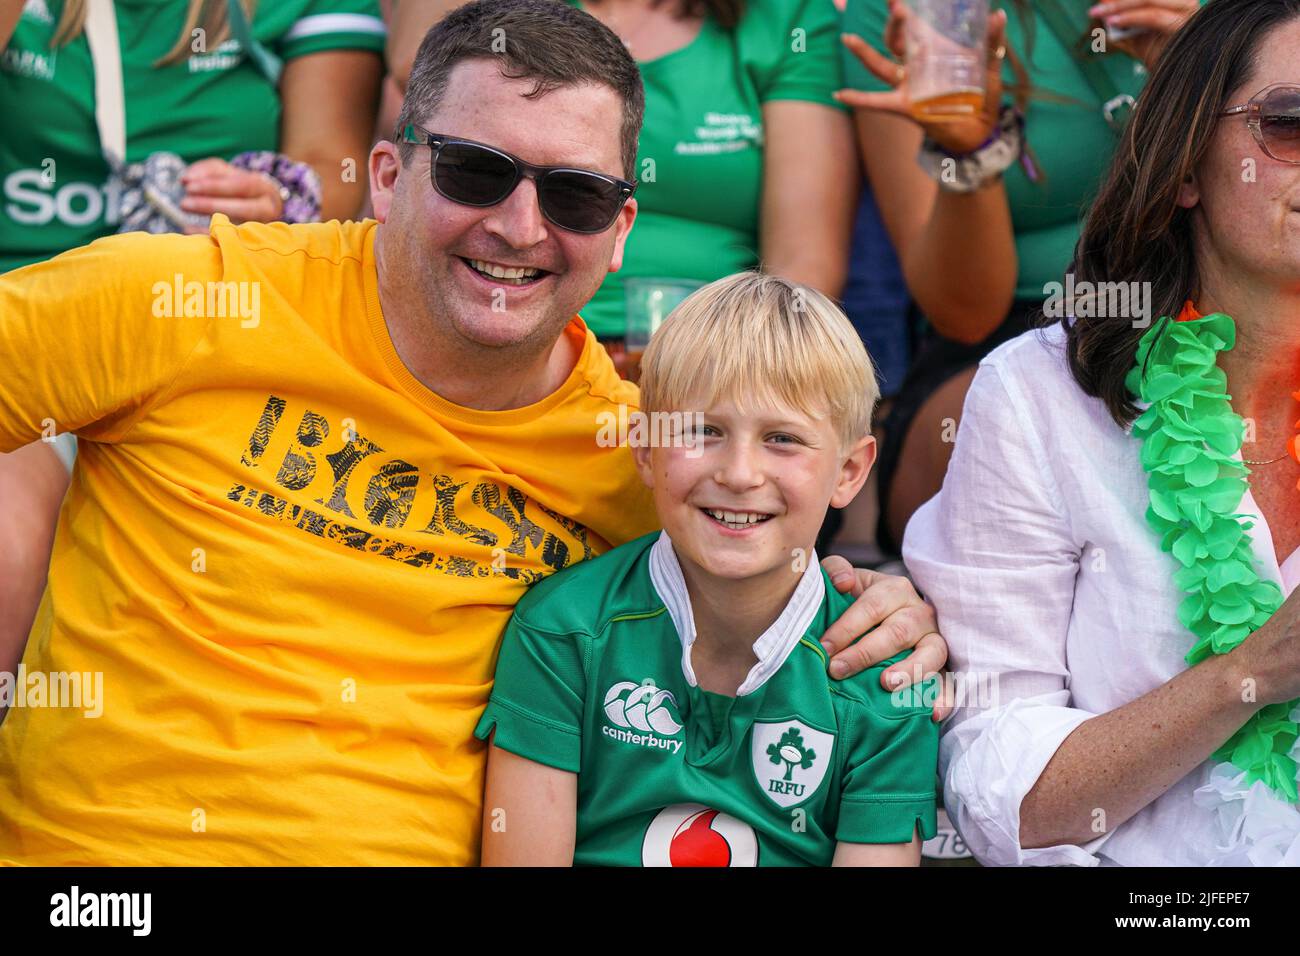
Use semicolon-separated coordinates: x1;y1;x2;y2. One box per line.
903;322;1300;866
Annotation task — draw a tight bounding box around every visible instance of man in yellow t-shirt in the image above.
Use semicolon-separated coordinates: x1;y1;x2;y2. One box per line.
0;0;945;866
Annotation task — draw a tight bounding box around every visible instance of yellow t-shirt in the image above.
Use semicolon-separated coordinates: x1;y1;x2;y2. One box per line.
0;216;658;865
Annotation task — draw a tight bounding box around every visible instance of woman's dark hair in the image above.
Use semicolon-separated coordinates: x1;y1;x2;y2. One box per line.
1064;0;1300;427
397;0;646;181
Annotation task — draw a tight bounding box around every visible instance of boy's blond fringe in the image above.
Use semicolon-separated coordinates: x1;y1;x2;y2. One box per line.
638;271;879;450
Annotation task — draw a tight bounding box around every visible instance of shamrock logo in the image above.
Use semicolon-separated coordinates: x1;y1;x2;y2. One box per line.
766;726;817;782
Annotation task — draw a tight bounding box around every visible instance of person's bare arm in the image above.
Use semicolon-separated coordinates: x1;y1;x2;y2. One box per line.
759;101;858;298
0;0;25;49
1019;591;1300;848
0;441;69;675
480;741;577;866
851;111;1016;344
832;833;921;866
837;3;1017;344
388;0;468;91
279;50;384;220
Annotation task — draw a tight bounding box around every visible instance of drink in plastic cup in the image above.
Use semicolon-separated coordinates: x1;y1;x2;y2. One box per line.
905;0;990;121
622;277;703;381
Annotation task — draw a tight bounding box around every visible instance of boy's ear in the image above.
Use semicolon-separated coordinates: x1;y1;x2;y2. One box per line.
632;435;655;489
829;434;876;510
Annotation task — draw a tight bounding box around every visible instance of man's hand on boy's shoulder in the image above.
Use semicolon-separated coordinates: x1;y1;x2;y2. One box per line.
817;556;950;723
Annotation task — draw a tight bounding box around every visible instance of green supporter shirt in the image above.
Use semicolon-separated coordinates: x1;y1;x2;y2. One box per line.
564;0;850;339
474;531;939;867
0;0;385;274
842;0;1150;303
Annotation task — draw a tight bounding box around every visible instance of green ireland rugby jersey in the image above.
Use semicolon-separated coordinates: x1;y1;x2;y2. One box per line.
475;531;939;866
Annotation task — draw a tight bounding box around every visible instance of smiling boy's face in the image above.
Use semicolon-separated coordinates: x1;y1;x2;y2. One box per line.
633;395;875;587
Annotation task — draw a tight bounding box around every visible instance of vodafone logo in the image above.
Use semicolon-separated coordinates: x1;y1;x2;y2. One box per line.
642;804;758;867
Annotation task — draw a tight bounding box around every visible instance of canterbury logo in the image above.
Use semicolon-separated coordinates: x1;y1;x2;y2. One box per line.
603;679;683;737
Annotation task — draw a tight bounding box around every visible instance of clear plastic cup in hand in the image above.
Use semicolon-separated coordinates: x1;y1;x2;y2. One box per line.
622;277;703;382
905;0;991;121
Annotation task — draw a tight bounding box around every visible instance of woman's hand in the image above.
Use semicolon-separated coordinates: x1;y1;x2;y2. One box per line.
1230;584;1300;707
180;158;284;229
1089;0;1200;69
836;0;1009;154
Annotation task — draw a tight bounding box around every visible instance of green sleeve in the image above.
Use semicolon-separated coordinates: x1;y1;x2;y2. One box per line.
276;0;387;61
754;0;850;112
835;678;940;844
473;613;588;774
840;0;890;93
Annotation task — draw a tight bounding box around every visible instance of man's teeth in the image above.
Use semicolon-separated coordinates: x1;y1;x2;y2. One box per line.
468;258;542;283
704;508;773;529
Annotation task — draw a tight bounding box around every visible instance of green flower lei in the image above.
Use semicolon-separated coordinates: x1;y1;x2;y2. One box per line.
1126;312;1300;802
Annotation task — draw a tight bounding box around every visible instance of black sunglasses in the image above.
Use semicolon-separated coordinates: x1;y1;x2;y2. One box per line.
1219;83;1300;165
399;125;636;234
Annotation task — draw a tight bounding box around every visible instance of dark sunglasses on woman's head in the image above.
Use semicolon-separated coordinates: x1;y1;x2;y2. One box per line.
1220;83;1300;164
399;125;637;234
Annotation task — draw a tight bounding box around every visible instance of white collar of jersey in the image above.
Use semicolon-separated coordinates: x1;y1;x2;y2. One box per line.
648;530;826;697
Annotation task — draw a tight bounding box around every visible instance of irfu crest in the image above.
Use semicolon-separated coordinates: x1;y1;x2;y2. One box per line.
750;719;833;809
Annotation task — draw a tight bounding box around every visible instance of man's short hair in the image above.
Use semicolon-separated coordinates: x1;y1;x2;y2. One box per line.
639;272;880;450
396;0;645;181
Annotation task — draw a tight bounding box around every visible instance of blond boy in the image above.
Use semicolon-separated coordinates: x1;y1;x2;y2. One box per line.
476;272;938;866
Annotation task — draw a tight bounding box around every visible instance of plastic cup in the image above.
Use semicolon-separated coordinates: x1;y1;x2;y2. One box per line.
905;0;990;121
622;278;704;381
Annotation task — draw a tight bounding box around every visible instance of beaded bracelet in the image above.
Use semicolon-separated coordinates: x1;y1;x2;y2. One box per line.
229;151;323;224
915;104;1026;194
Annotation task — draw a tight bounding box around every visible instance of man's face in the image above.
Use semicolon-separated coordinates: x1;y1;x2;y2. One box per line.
371;59;637;353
